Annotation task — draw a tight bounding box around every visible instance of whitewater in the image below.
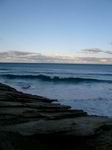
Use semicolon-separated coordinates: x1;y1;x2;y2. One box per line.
0;63;112;117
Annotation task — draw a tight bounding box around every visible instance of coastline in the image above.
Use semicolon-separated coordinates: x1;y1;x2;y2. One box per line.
0;83;112;150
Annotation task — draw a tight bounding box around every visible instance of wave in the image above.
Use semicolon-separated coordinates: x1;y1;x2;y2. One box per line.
1;74;112;84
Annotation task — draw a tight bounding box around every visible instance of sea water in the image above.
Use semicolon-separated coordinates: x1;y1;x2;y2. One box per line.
0;63;112;117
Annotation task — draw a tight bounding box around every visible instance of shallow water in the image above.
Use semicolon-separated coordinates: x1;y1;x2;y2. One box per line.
0;63;112;117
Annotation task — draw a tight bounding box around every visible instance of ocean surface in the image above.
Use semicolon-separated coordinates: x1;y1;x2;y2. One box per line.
0;63;112;117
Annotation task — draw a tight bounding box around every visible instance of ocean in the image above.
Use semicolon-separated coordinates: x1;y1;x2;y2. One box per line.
0;63;112;117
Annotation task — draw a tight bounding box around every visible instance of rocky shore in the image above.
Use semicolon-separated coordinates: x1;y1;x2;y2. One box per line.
0;83;112;150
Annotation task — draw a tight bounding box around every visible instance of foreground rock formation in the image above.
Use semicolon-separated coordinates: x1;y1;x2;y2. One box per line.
0;83;112;150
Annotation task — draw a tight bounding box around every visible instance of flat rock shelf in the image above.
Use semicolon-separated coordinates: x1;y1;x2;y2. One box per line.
0;83;112;150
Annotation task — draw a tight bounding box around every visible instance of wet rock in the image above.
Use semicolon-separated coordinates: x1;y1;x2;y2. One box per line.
0;83;112;150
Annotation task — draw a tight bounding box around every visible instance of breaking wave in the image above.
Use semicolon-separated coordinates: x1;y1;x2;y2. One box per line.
1;74;112;84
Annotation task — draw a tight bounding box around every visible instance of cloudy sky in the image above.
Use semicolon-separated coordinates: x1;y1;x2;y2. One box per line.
0;0;112;63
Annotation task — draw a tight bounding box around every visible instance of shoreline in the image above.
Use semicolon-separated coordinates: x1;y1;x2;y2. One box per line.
0;83;112;149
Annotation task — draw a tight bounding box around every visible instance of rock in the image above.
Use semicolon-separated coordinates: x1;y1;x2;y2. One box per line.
0;83;112;150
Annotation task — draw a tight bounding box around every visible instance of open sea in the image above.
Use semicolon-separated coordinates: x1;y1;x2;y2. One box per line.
0;63;112;117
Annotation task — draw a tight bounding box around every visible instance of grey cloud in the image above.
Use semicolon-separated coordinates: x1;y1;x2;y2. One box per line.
104;50;112;54
82;48;112;55
0;50;112;64
81;48;103;53
0;51;42;62
77;57;112;64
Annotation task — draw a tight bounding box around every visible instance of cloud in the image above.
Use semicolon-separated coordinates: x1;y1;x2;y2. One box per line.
81;48;103;53
77;57;112;64
104;50;112;54
81;48;112;55
0;50;112;64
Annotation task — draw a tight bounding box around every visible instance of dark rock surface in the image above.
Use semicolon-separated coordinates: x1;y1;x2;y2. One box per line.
0;83;112;150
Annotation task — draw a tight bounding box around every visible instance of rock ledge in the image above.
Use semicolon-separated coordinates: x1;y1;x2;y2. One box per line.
0;83;112;150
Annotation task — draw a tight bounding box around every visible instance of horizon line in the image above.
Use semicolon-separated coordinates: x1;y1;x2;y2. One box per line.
0;62;112;65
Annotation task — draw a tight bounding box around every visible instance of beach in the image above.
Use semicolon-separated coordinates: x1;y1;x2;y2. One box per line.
1;83;112;150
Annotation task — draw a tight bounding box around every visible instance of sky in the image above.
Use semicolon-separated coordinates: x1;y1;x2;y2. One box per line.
0;0;112;63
